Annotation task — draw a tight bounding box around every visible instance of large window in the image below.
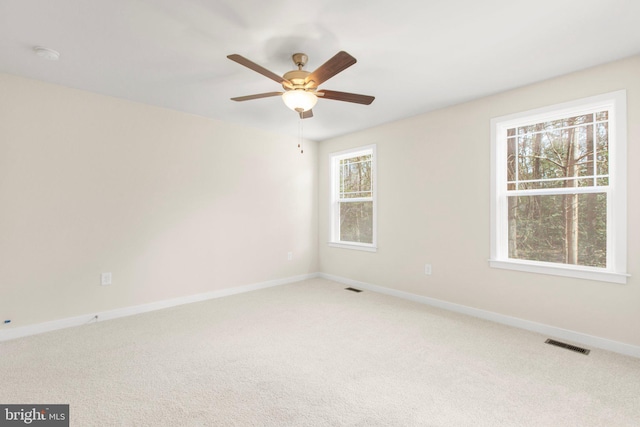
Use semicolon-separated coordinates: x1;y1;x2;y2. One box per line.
329;145;377;251
490;91;627;283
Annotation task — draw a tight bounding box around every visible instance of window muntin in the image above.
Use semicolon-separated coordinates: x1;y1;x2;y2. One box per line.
490;91;627;283
330;145;377;250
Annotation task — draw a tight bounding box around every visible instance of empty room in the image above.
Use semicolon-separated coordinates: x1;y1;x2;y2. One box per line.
1;1;639;426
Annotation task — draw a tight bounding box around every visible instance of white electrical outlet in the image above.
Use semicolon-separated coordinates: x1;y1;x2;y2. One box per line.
287;252;293;261
101;272;112;286
424;264;432;275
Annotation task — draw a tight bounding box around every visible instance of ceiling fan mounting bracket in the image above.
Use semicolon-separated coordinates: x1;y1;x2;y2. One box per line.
291;53;308;69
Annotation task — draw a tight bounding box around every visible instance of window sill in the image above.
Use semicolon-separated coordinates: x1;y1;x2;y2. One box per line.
328;242;377;253
489;259;629;284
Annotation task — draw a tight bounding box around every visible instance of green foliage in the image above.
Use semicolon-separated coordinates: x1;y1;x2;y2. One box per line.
508;194;606;267
340;202;373;244
339;154;373;243
507;112;609;267
340;155;372;198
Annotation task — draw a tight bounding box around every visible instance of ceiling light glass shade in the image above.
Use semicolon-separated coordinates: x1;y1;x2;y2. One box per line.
282;90;317;112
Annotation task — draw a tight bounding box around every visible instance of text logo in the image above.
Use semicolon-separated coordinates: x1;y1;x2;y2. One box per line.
0;405;68;427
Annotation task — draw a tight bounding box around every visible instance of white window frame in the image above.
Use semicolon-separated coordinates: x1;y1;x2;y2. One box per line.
329;144;377;252
490;90;628;284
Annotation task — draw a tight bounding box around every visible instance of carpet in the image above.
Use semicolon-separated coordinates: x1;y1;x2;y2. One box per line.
1;278;639;426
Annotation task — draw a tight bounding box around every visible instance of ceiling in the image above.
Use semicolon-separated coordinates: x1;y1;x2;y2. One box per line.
1;0;639;141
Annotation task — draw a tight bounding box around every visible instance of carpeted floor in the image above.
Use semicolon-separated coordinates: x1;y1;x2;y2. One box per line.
1;278;639;426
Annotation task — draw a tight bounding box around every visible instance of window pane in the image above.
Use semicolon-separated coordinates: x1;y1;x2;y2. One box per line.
340;201;373;244
508;193;607;268
508;112;608;191
577;178;597;187
340;155;372;199
517;114;593;135
507;136;516;189
596;122;609;176
576;123;595;177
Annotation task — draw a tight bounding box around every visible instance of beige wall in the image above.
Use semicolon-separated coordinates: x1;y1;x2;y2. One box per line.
0;73;318;328
3;55;639;349
318;55;640;347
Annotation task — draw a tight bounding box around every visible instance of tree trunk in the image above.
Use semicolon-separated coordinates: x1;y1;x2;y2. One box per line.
563;119;579;265
585;117;596;264
507;130;518;258
532;123;543;218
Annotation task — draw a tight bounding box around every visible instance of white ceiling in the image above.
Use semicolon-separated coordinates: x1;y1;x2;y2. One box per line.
1;0;639;141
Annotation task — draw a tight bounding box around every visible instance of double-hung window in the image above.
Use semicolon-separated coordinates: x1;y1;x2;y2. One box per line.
490;91;627;283
329;145;377;251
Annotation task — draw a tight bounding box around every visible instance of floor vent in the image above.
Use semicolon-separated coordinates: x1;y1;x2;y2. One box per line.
545;339;590;355
345;287;363;293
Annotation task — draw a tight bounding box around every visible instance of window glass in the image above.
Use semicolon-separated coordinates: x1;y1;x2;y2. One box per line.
490;91;627;283
330;146;376;250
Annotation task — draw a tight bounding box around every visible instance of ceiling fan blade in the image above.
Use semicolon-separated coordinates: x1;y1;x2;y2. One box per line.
227;54;291;86
305;51;357;87
299;109;313;119
231;92;283;102
317;90;375;105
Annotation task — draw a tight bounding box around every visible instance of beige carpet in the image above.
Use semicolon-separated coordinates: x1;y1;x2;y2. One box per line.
1;278;639;426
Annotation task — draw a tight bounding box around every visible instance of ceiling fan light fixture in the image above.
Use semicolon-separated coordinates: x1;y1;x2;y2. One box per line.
282;90;317;112
228;51;374;119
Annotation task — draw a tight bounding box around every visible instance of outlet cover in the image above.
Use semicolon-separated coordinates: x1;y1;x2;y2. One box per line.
101;272;112;286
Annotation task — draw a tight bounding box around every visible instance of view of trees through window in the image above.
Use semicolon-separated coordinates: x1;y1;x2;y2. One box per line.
339;154;373;244
506;112;609;267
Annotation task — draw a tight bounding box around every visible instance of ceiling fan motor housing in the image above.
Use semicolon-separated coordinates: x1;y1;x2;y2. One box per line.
282;70;312;90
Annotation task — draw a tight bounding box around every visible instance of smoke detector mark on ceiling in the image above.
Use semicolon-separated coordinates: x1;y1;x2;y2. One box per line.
34;46;60;61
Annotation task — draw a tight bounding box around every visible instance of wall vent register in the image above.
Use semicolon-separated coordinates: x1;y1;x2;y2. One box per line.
545;338;590;355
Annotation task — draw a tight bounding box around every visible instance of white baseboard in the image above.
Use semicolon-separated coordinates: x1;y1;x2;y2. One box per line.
0;273;320;342
319;273;640;359
5;271;638;359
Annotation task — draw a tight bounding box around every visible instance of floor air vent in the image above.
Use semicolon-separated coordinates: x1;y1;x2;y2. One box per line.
345;287;363;293
545;339;590;355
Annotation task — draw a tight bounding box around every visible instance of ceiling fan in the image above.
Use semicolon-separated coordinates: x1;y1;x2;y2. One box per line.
227;51;375;119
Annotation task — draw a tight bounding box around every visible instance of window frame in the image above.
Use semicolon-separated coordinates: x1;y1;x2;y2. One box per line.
490;90;628;284
329;144;377;252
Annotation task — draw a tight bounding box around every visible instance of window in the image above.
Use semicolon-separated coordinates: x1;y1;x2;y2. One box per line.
490;91;627;283
330;145;377;251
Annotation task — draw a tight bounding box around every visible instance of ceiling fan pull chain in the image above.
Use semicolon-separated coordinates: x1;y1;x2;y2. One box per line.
298;117;304;154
